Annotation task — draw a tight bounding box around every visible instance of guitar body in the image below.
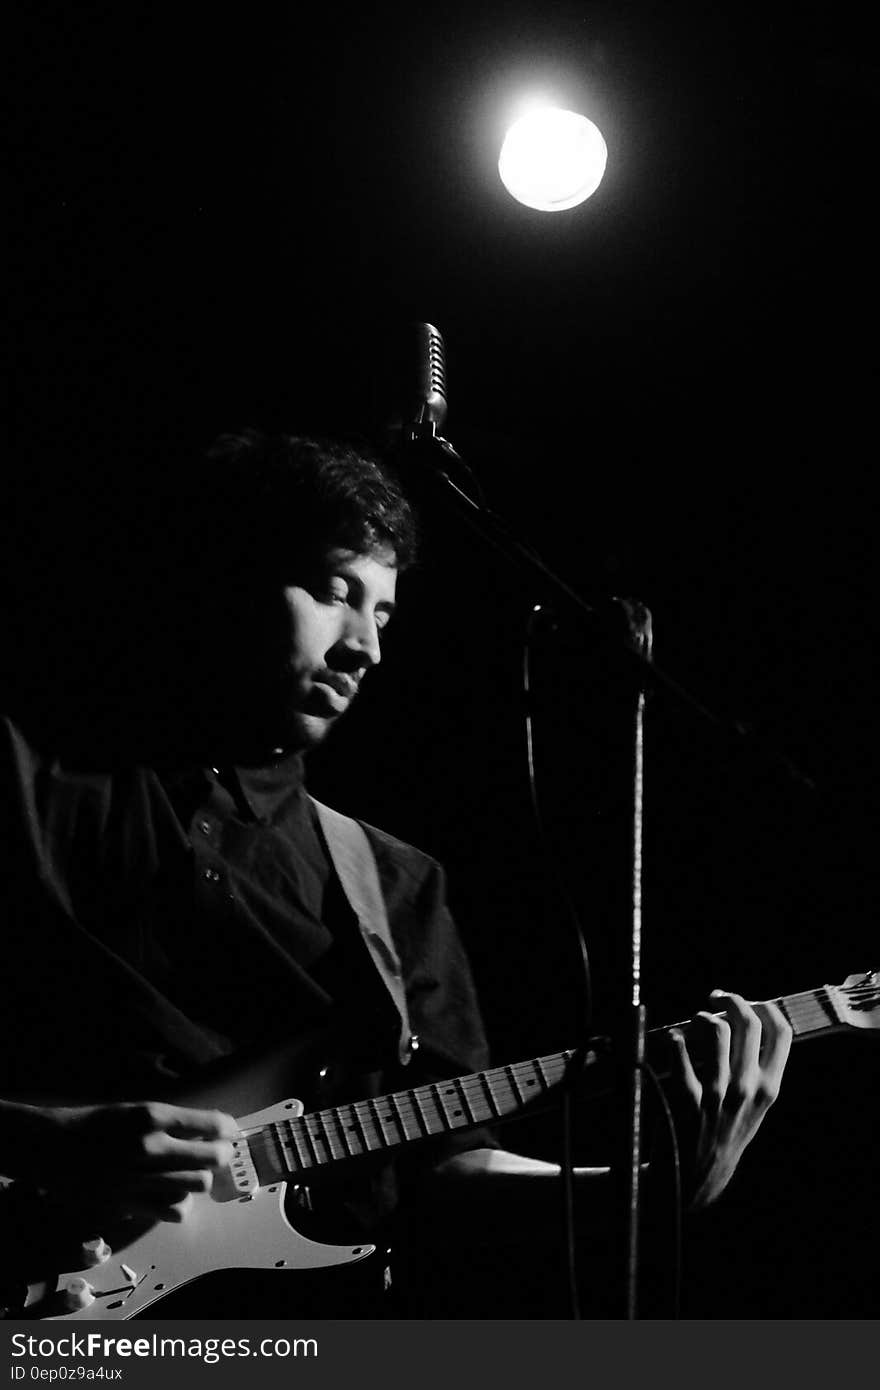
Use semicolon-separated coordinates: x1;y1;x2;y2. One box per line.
24;1095;375;1321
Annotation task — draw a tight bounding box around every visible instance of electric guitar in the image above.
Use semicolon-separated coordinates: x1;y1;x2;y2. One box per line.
13;969;880;1320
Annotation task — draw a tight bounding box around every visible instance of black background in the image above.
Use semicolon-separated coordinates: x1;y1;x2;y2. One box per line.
8;2;878;1317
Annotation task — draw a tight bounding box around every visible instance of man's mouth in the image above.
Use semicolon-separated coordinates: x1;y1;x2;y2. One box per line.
315;672;359;701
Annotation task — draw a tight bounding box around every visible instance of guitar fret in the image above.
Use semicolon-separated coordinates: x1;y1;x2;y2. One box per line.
506;1063;530;1104
286;1119;314;1172
305;1113;350;1166
460;1076;486;1125
486;1068;518;1117
390;1091;422;1141
811;988;839;1030
264;1123;294;1178
434;1079;468;1130
542;1054;572;1088
478;1071;504;1118
350;1101;382;1152
455;1077;480;1124
316;1110;347;1162
368;1096;401;1148
331;1104;364;1158
535;1057;554;1089
408;1091;433;1136
302;1116;328;1166
460;1073;493;1123
511;1061;545;1103
779;987;838;1036
413;1085;446;1135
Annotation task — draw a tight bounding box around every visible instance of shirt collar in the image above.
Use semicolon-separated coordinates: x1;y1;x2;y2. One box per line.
226;750;307;823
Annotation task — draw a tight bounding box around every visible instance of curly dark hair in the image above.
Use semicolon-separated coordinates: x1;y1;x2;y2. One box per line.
196;429;419;579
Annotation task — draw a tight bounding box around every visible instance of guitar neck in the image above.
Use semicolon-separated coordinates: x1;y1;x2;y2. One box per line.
244;980;861;1184
657;982;850;1046
246;1050;586;1184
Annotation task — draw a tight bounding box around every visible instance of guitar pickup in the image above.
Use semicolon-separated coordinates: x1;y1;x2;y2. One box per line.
211;1135;259;1203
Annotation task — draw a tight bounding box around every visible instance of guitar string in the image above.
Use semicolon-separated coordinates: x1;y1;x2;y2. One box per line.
280;985;871;1147
247;980;879;1167
261;1044;720;1169
250;1061;575;1173
249;981;878;1158
245;984;880;1175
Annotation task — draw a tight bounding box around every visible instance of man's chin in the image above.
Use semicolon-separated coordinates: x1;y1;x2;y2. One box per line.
279;709;340;753
238;692;345;759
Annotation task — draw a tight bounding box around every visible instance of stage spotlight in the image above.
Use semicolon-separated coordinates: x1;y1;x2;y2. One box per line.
499;107;607;211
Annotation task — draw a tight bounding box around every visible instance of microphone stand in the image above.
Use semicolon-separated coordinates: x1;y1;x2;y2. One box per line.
400;422;813;1319
619;599;650;1321
398;426;816;785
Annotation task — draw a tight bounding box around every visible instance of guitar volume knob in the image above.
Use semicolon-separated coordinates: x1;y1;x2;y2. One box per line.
80;1237;111;1267
60;1277;96;1311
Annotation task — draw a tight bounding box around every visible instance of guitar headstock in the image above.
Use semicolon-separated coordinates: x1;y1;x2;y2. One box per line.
831;970;880;1032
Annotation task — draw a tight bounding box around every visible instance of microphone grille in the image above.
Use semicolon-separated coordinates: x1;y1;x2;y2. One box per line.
413;322;448;429
424;323;447;398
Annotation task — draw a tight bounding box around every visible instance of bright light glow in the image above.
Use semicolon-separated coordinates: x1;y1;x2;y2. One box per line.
498;107;607;212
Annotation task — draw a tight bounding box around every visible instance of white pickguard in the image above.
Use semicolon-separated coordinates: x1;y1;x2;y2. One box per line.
27;1098;375;1321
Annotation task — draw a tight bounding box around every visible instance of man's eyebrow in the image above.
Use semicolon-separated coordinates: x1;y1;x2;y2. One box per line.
324;564;397;613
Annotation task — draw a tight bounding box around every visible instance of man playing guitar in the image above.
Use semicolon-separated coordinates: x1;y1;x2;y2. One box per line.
0;430;793;1318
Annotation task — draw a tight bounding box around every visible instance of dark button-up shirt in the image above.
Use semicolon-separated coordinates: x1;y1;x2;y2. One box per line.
0;715;495;1232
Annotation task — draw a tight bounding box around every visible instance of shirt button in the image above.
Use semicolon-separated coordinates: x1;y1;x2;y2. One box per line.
203;868;220;883
198;820;212;836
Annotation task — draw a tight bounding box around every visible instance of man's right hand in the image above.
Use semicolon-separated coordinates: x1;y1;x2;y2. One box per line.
2;1099;237;1232
52;1101;238;1224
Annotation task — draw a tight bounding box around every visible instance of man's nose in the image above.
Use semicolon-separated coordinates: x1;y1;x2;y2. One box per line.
338;610;382;668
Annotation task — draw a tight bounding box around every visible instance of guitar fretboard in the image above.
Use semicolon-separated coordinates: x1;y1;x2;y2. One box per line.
248;1051;581;1182
244;979;874;1183
665;984;848;1044
775;987;843;1037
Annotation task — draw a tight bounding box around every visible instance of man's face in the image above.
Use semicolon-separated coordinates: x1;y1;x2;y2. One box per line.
242;544;398;756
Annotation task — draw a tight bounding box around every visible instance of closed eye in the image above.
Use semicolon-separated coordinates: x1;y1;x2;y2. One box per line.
321;580;349;604
374;603;396;636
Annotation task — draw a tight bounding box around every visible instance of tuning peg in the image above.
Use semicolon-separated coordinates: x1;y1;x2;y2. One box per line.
843;971;877;987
